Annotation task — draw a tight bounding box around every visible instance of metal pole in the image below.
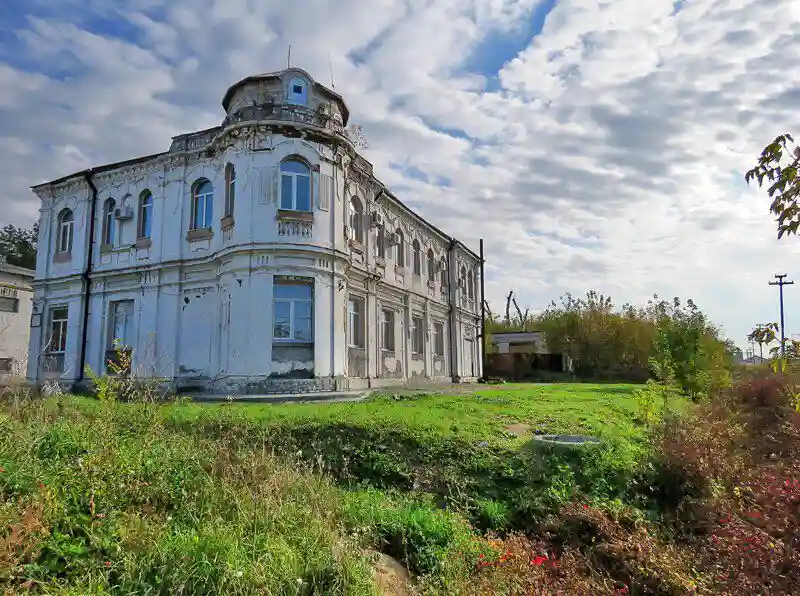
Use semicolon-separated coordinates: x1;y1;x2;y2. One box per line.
769;273;794;359
479;239;487;382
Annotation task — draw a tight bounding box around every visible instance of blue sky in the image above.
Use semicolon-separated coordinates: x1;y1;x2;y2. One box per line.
2;0;800;348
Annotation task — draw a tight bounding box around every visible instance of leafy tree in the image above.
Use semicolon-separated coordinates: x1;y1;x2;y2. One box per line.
0;222;38;269
648;297;730;400
747;323;779;361
745;133;800;238
536;291;655;381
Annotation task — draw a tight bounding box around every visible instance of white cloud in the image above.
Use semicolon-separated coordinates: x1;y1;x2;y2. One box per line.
2;0;800;347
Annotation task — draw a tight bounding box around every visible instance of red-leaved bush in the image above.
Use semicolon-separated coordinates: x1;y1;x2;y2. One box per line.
466;373;800;595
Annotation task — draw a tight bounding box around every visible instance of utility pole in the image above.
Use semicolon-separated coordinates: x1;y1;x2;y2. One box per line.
769;273;794;358
478;239;487;383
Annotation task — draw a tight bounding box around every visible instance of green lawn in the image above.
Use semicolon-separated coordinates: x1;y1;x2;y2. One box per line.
2;382;680;594
165;382;651;445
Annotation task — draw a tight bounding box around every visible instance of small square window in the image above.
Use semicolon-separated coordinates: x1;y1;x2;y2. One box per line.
293;84;303;94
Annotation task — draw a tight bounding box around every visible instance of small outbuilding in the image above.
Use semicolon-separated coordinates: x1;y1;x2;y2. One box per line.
487;331;571;379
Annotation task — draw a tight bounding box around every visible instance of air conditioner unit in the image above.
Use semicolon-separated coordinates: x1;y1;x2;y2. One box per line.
114;206;134;220
370;211;384;227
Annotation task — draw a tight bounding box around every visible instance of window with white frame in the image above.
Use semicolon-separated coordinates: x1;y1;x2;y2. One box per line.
138;190;153;239
350;197;364;243
48;306;68;353
348;296;365;348
108;300;134;349
412;240;421;275
381;308;395;351
376;226;386;259
0;297;19;313
273;282;313;341
433;322;444;356
280;159;312;211
427;249;435;282
224;163;235;217
57;209;73;254
102;198;116;245
411;315;424;355
396;229;405;266
192;180;214;229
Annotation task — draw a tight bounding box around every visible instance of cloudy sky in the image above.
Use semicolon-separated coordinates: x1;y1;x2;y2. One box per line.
2;0;800;349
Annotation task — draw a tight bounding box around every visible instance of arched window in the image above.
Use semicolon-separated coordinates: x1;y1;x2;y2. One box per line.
102;198;116;245
349;197;364;243
427;249;435;282
396;229;405;267
460;267;467;293
439;257;447;287
192;179;213;229
412;239;421;275
224;163;235;217
280;159;311;211
287;77;308;106
376;226;386;259
467;270;475;301
57;209;73;254
138;190;153;239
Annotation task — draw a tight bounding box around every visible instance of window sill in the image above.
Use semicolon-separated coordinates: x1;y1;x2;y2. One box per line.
394;265;405;275
187;228;213;242
277;209;313;223
272;338;313;345
221;215;235;230
53;252;72;263
99;244;113;254
381;348;396;355
349;239;364;253
135;237;152;249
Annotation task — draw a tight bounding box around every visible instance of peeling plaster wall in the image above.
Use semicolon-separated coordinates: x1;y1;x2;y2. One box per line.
28;67;483;392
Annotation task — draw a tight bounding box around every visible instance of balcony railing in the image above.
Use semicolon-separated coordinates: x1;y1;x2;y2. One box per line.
221;103;346;135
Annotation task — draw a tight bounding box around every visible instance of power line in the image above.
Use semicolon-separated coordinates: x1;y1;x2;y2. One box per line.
769;273;794;358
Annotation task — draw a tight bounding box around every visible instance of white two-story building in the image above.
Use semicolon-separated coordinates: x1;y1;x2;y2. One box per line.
27;67;483;394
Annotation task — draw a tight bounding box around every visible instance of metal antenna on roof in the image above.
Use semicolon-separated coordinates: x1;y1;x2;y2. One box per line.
328;53;335;89
287;44;291;69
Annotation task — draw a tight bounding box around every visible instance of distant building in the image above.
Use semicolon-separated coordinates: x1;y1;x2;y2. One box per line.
26;67;482;394
743;355;770;366
488;331;571;378
0;256;35;383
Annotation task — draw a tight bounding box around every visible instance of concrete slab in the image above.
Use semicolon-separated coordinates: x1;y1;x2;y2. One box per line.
184;390;371;405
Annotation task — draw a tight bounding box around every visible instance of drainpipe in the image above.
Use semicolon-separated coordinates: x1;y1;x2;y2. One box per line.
478;238;487;383
76;170;98;385
446;238;456;382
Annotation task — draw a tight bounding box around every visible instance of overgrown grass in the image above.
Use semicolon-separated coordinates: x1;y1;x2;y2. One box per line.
55;383;676;535
3;382;706;594
0;395;492;594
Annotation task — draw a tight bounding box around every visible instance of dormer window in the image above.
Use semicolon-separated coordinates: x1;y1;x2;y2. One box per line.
287;77;308;106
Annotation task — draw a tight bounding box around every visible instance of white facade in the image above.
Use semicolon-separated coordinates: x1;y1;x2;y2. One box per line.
27;67;483;394
0;258;35;383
